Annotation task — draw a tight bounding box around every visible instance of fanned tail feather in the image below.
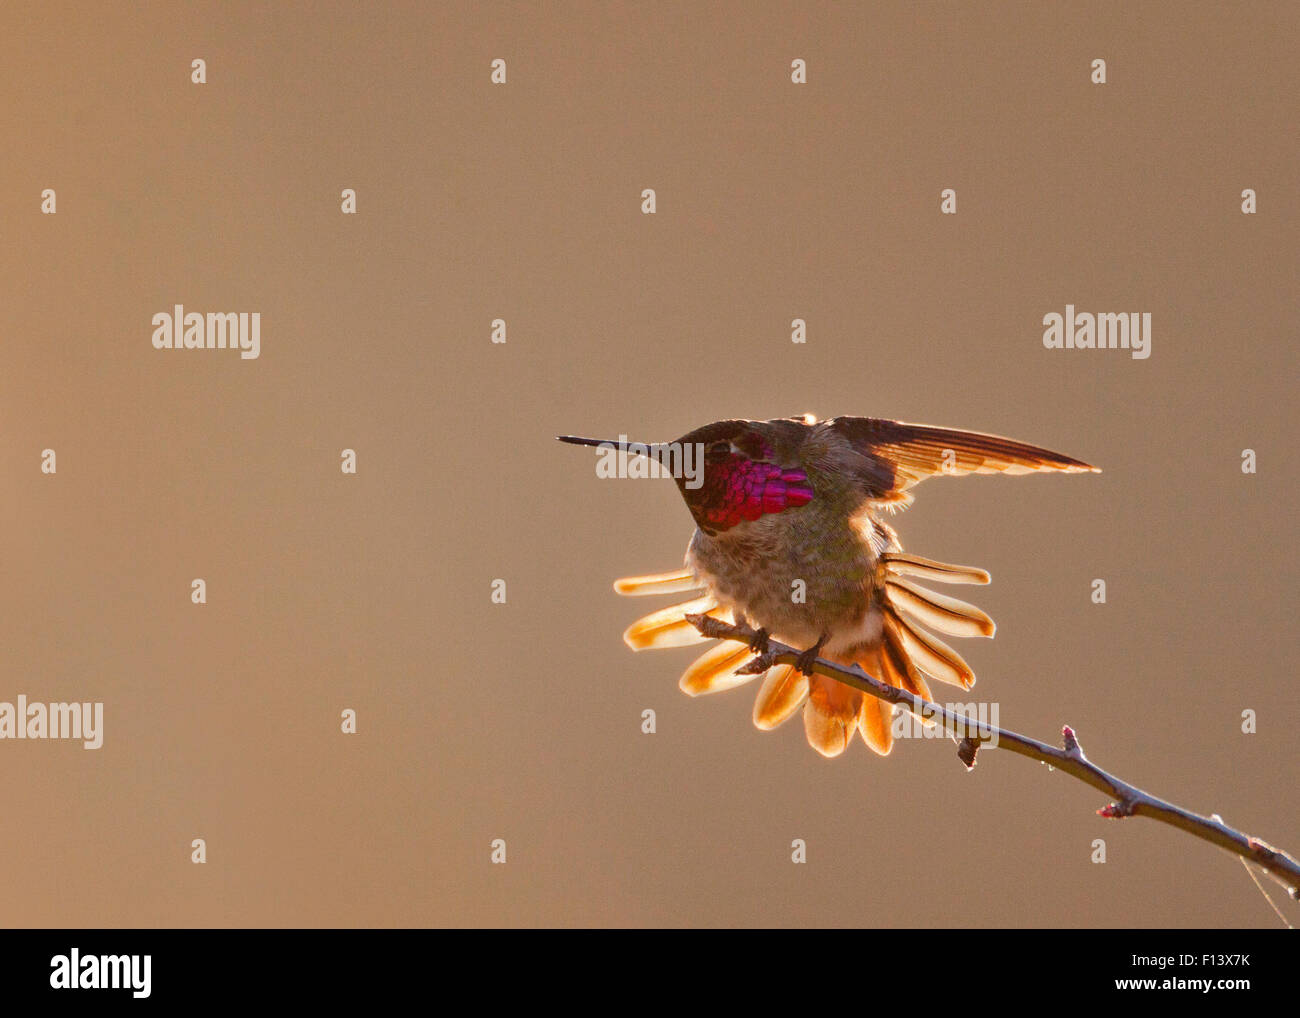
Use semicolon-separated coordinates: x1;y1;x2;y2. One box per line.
880;621;935;724
852;648;895;755
803;667;864;758
800;549;997;754
881;552;990;585
679;641;759;696
753;665;808;730
884;576;995;638
883;607;976;690
802;649;894;758
617;549;993;757
614;568;702;597
623;595;718;650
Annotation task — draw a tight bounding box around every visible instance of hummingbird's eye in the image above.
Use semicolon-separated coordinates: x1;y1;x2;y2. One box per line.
706;440;732;460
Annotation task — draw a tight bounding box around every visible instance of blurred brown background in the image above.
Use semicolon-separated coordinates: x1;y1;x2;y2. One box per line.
1;1;1295;927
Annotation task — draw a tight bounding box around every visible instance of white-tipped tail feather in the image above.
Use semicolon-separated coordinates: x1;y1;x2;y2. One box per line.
613;568;702;597
883;576;995;638
881;552;990;585
752;665;807;730
622;595;717;650
679;640;757;696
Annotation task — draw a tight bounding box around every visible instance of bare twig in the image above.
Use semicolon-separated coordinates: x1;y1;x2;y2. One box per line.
684;613;1300;903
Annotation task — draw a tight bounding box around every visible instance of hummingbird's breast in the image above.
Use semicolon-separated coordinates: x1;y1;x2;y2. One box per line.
686;506;899;654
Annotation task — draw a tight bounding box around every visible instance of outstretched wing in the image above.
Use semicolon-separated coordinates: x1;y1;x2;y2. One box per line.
822;416;1098;503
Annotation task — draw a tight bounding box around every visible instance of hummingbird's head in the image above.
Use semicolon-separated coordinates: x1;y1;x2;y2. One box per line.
559;418;815;537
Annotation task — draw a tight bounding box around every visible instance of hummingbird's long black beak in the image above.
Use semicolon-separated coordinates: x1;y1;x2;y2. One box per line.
557;435;665;454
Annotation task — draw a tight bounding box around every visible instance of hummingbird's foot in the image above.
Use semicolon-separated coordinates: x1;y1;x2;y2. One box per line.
794;633;830;677
733;619;775;675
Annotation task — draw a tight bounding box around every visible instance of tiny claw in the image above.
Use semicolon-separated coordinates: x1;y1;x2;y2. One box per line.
748;627;771;656
794;633;830;677
1097;801;1134;819
957;738;979;770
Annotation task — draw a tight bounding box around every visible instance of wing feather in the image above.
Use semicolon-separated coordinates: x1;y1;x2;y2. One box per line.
822;417;1097;500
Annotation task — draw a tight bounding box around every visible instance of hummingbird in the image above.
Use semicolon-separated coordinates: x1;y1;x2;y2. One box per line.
559;415;1098;758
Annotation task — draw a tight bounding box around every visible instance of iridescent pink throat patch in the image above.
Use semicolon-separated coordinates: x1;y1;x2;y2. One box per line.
701;460;814;530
